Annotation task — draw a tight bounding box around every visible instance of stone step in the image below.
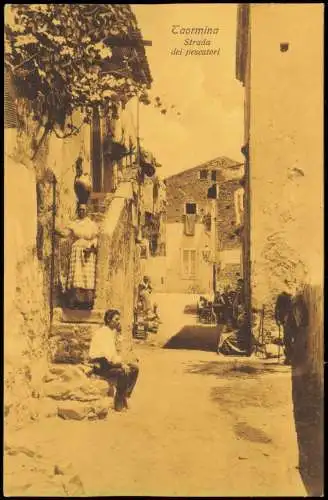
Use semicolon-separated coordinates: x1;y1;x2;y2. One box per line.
41;363;114;421
53;308;105;324
50;322;98;364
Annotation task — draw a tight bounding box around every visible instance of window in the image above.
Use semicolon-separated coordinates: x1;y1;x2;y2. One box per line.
280;42;289;52
207;184;219;199
185;202;197;215
182;249;197;278
199;169;208;180
211;170;217;181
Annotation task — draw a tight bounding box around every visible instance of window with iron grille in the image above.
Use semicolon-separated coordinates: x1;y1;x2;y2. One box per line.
199;169;208;180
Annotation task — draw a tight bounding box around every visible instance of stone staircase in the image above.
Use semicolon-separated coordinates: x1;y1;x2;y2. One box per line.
45;308;115;421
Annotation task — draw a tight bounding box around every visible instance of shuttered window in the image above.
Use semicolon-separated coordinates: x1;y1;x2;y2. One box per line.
182;249;197;278
4;70;18;129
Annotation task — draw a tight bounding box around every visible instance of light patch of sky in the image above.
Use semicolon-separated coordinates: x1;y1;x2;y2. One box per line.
132;4;245;178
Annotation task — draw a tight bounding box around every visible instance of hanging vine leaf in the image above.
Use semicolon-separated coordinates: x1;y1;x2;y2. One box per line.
5;4;152;142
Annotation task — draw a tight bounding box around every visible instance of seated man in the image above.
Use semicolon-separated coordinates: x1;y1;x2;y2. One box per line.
89;309;139;412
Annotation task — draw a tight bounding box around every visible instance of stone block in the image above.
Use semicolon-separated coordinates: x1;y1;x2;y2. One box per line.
43;367;111;402
5;444;42;459
49;322;97;364
57;400;110;421
28;397;58;420
48;364;87;381
62;473;85;496
54;461;74;476
44;383;71;400
53;307;105;324
57;401;89;420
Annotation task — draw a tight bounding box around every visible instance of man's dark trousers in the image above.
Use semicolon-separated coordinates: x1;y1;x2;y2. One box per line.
91;357;139;408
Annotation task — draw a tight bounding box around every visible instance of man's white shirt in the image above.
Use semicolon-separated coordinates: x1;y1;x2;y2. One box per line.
89;325;121;363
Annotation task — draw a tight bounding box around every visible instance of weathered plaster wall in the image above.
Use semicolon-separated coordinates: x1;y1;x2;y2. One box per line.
4;138;49;425
48;113;92;228
248;4;324;381
95;183;137;340
249;4;323;309
4;109;92;425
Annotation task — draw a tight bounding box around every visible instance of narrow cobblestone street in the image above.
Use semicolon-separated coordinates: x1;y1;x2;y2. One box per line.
5;294;306;497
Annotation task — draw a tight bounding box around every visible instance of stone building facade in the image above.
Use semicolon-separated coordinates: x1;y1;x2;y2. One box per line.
4;7;157;424
162;157;243;294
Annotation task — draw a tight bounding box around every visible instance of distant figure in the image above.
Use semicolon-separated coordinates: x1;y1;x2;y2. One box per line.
275;291;308;365
222;286;235;329
138;276;156;318
217;323;249;356
275;291;294;364
232;278;245;326
56;203;98;309
89;309;139;412
213;289;226;323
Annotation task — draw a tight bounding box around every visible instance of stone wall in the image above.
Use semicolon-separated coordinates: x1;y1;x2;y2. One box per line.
4;101;92;426
217;262;242;290
95;182;137;341
4;144;50;426
166;167;218;223
217;179;242;251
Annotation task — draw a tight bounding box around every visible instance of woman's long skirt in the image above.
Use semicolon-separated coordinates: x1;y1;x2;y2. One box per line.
66;243;96;309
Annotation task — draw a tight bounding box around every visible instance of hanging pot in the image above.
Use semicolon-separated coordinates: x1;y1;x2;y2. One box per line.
140;160;155;177
74;173;92;204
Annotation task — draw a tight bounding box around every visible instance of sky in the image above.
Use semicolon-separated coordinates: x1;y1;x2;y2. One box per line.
132;4;244;178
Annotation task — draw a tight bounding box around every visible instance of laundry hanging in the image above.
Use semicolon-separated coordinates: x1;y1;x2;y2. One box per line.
184;214;196;236
142;178;154;213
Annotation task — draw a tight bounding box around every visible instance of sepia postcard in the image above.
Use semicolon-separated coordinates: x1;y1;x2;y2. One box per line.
4;3;324;497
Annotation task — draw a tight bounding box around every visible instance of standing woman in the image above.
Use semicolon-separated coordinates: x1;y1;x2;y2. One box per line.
56;203;98;309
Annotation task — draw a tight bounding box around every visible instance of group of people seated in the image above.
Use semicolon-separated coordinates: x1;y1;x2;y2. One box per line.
197;279;245;328
197;279;250;356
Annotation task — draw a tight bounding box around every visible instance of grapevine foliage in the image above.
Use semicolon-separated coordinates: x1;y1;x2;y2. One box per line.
5;4;152;136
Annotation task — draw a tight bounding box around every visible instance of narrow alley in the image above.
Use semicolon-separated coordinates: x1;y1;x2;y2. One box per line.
4;4;323;498
5;295;306;497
